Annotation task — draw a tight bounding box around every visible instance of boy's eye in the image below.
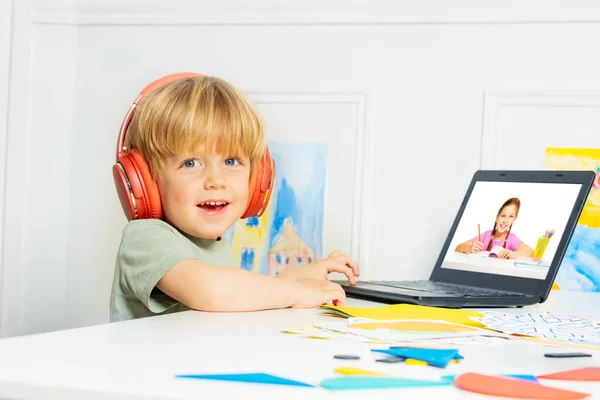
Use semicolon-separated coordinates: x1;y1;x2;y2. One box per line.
224;158;240;166
182;159;199;168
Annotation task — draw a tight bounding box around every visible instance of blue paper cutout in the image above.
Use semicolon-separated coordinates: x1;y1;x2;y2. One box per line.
373;347;460;368
176;373;314;387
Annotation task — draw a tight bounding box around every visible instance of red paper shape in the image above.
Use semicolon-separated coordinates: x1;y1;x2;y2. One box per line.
538;367;600;381
454;373;589;399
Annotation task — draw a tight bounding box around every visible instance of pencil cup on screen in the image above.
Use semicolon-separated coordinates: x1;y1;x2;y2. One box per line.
533;237;551;259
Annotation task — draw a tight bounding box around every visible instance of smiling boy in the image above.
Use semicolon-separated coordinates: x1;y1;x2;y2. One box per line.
110;74;359;322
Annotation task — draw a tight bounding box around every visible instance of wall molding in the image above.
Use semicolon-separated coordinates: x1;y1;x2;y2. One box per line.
0;0;15;337
481;91;600;169
246;89;374;278
1;0;36;337
32;0;600;26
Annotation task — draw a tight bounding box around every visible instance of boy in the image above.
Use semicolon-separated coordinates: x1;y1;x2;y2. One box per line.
110;74;360;322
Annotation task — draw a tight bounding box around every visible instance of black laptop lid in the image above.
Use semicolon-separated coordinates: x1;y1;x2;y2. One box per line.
430;170;595;301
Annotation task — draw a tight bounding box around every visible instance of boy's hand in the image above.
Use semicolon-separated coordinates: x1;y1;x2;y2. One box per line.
290;279;346;308
277;250;359;285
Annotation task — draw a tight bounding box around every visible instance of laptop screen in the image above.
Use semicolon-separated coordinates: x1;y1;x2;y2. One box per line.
441;181;582;280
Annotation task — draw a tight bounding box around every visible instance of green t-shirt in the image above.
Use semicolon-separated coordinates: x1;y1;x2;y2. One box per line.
110;219;235;322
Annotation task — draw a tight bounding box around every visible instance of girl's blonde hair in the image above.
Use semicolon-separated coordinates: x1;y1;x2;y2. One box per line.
124;75;265;178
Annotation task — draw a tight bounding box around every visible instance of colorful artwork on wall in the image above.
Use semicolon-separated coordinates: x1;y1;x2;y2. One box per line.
545;148;600;291
223;142;327;276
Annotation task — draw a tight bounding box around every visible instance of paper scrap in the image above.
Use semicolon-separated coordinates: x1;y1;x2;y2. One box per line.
514;335;600;351
314;318;507;346
538;367;600;382
372;347;460;368
320;376;451;390
454;372;589;399
334;367;390;377
471;311;600;344
320;304;484;327
443;374;538;383
175;373;314;387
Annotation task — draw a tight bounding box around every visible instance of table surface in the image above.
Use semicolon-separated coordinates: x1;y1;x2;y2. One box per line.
442;251;549;279
1;290;600;399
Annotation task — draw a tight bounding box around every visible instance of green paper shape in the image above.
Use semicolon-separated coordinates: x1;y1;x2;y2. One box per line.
321;376;452;390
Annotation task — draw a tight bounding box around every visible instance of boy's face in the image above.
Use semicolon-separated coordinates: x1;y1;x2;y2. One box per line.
157;146;251;240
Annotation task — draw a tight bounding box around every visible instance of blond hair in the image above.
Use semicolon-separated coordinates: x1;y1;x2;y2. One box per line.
124;75;265;178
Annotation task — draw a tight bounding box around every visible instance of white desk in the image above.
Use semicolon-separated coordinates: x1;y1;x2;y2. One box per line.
442;251;549;279
1;291;600;399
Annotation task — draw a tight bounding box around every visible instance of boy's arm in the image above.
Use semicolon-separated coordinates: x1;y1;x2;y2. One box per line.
156;259;334;311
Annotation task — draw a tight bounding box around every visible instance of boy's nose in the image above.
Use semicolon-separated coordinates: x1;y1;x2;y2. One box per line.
205;176;226;190
204;169;226;190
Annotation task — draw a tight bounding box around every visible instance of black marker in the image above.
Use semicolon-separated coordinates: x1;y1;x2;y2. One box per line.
544;352;591;358
333;354;360;360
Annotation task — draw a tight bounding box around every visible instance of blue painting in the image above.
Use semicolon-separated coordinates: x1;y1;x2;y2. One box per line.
546;148;600;291
223;142;327;276
556;225;600;291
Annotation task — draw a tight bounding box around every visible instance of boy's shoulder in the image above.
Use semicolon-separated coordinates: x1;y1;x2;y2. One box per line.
119;218;187;251
122;218;180;237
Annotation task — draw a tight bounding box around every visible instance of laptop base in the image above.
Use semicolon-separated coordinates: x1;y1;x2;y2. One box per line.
335;281;539;308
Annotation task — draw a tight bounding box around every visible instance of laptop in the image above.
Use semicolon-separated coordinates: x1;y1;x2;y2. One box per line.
336;170;596;308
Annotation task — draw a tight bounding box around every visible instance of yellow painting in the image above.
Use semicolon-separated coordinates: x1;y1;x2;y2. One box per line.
545;148;600;291
545;148;600;228
229;199;273;274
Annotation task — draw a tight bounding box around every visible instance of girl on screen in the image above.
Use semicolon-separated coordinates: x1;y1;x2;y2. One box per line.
455;197;534;259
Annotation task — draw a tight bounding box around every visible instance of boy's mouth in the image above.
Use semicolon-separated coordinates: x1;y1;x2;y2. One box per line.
197;201;230;215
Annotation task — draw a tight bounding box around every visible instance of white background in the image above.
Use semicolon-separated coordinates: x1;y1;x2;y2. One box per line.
447;182;582;262
2;0;600;336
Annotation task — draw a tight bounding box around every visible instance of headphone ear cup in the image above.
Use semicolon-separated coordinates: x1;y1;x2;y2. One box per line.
243;171;262;219
113;149;163;221
128;149;163;220
242;149;275;219
113;161;137;221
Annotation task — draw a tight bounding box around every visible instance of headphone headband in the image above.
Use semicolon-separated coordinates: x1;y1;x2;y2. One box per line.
116;72;201;161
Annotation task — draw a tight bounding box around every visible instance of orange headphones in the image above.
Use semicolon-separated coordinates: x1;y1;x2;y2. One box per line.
112;72;275;221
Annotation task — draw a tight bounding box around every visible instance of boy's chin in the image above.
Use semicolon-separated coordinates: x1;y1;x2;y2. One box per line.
200;232;225;240
189;226;228;240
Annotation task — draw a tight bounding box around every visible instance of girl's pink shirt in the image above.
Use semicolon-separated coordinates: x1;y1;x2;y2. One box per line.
472;229;523;251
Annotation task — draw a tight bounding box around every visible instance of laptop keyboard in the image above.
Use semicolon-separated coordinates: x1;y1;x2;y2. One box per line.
369;280;527;298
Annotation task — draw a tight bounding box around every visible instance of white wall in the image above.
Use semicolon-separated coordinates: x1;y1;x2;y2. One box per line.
2;0;600;336
0;0;13;336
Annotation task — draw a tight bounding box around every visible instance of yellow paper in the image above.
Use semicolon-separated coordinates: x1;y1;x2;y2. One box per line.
335;367;390;377
321;304;484;328
405;359;428;366
348;320;478;332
